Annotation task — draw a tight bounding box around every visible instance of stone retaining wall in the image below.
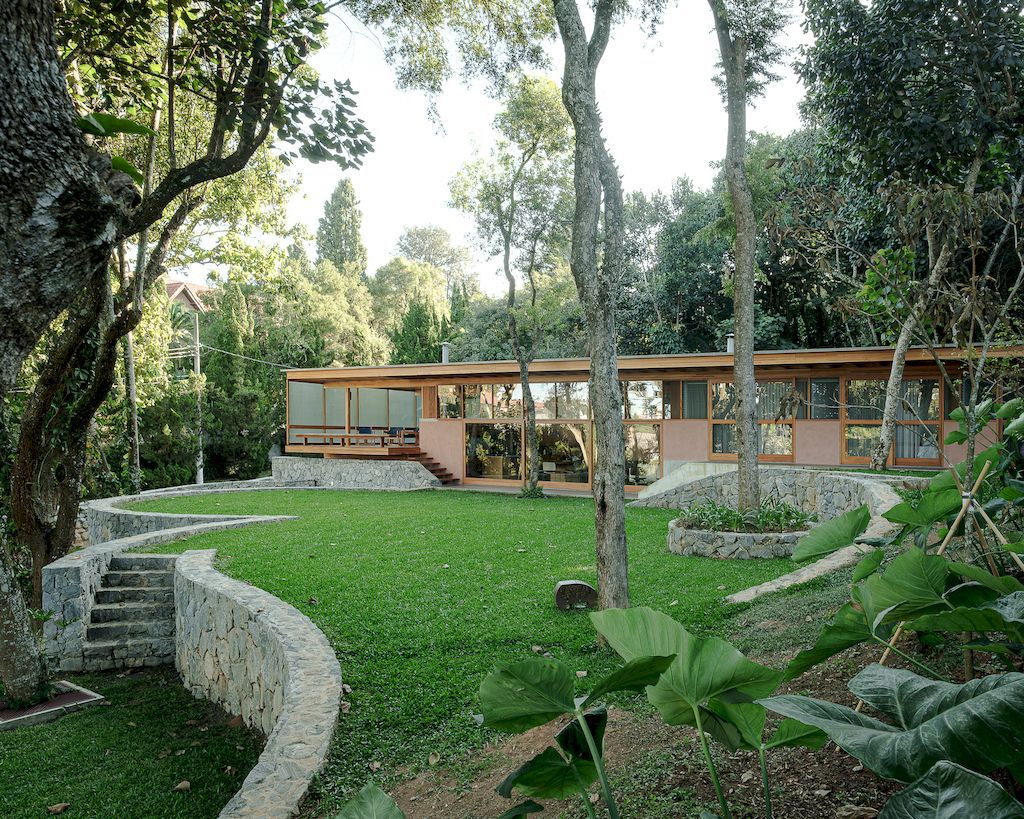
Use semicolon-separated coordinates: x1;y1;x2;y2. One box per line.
668;521;807;559
175;550;342;816
271;455;440;489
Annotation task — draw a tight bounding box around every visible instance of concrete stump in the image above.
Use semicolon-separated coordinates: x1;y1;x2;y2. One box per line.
554;580;598;610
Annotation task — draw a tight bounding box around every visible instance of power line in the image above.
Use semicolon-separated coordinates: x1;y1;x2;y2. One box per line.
199;343;297;370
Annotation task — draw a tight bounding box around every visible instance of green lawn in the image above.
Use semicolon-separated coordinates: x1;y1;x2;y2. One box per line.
126;488;793;814
0;669;262;819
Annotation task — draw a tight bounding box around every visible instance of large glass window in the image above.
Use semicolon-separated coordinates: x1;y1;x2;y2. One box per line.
711;380;794;460
556;382;589;419
464;384;492;419
438;385;461;418
682;381;708;419
624;381;663;419
388;390;418;428
536;424;591;484
531;383;557;420
494;384;523;418
325;388;345;428
712;423;737;455
843;378;941;464
465;423;522;480
351;387;387;428
845;423;881;459
711;383;737;419
846;380;886;420
287;381;325;443
898;379;939;422
625;424;661;485
808;378;840;419
759;423;793;456
756;381;792;421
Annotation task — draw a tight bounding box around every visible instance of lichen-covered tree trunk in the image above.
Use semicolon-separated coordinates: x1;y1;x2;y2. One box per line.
554;0;628;610
0;546;44;704
709;1;760;512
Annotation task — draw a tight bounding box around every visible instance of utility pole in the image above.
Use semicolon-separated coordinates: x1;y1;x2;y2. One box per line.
193;311;204;485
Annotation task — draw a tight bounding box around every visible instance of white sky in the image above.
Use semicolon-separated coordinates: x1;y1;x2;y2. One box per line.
278;2;808;297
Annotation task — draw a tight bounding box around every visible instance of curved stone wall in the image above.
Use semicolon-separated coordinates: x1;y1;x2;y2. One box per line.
176;550;341;817
668;520;807;559
272;455;440;489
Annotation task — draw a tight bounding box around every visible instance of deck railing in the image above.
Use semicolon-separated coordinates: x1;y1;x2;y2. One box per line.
286;425;419;448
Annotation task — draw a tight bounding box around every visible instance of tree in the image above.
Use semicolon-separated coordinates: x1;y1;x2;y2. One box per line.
799;0;1024;470
368;257;449;334
706;0;786;513
451;74;573;493
396;225;474;305
317;178;368;275
552;0;629;610
390;300;444;364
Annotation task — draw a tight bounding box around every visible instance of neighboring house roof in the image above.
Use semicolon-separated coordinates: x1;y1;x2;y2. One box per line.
166;280;209;312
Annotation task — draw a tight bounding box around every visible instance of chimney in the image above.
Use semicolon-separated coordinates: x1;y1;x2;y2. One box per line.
726;333;735;354
441;341;451;364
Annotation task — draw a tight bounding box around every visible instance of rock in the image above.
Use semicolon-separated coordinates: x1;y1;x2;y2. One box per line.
554;580;598;610
836;806;878;819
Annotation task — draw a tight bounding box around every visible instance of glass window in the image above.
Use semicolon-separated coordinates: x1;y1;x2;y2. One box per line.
438;385;461;418
682;381;708;419
712;423;737;454
625;424;660;485
846;380;886;420
464;384;492;419
325;388;345;427
896;424;940;461
535;423;591;484
898;379;939;421
288;381;324;443
711;383;737;420
845;423;881;459
758;423;793;456
355;388;387;428
756;381;792;421
388;390;417;428
809;379;840;419
556;382;589;419
531;383;557;420
494;383;523;418
465;423;522;480
624;381;663;419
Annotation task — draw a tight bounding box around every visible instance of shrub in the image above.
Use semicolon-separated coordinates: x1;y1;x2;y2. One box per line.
677;498;814;533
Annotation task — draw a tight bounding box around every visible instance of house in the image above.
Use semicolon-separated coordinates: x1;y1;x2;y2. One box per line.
282;346;1021;489
166;279;209;312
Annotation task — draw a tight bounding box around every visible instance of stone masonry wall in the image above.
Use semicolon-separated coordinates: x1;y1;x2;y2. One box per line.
668;521;806;559
175;550;342;817
271;455;440;489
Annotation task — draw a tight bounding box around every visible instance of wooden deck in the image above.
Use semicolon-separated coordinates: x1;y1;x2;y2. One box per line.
285;444;421;458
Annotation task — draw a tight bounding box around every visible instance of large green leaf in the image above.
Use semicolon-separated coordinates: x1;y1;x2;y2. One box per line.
704;699;766;751
582;654;676;708
760;668;1024;782
336;783;406;819
554;708;607;762
857;548;948;626
110;155;144;184
479;658;575;732
496;801;545;818
766;717;828;750
853;548;885;582
879;762;1024;818
947;563;1024;595
76;112;157;137
496;747;596;799
783;601;878;681
997;398;1024;421
591;607;780;726
929;446;1000;491
792;506;871;563
1006;413;1024;438
908;592;1024;643
883;489;961;528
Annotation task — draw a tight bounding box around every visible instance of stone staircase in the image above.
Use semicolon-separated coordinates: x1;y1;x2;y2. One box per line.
82;553;177;671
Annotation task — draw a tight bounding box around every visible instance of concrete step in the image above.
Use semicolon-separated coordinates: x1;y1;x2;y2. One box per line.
82;635;174;666
108;553;178;572
87;619;173;642
90;601;174;623
94;586;173;605
102;569;174;588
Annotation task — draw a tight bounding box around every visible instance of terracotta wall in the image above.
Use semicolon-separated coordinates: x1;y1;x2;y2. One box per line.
419;419;465;479
794;420;842;466
663;420;709;463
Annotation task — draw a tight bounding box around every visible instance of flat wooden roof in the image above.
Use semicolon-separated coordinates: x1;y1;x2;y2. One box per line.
285;345;1023;386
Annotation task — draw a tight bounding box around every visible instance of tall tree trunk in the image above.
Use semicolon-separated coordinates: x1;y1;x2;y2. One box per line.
504;255;539;493
0;545;44;704
709;0;760;512
124;331;142;494
554;0;628;610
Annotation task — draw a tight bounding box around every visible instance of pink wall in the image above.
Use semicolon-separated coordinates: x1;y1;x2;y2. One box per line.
663;420;709;462
942;419;1001;465
419;419;464;479
794;420;841;466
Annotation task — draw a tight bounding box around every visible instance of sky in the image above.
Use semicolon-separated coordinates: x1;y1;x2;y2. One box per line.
278;2;809;297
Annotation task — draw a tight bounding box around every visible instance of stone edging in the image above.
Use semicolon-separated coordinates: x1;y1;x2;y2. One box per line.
668;521;807;559
175;550;342;818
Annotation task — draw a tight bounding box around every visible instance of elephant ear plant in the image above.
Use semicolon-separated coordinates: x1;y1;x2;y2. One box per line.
477;652;676;818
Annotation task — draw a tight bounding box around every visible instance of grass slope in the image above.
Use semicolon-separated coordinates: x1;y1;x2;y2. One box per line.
0;669;262;819
130;489;793;812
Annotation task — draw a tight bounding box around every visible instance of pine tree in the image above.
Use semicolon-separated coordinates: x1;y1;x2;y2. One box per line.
316;179;368;275
390;300;442;364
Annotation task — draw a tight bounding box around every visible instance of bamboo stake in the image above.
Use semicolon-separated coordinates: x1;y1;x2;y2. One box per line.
975;503;1024;574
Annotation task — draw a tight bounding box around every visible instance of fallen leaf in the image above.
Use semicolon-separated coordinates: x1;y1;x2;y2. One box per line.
224;766;237;776
47;804;71;815
589;793;600;804
442;564;450;569
716;584;727;591
428;751;441;766
669;600;678;606
531;645;543;653
199;726;209;732
175;750;187;756
127;721;137;728
172;780;191;793
342;683;353;695
836;807;878;819
814;789;832;797
576;670;588;678
307;596;319;606
369;760;382;772
157;749;171;760
226;715;244;728
185;719;199;726
741;771;755;783
341;701;351;714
